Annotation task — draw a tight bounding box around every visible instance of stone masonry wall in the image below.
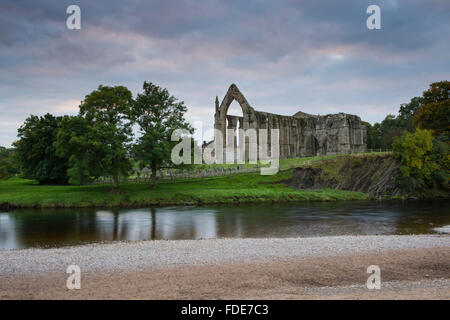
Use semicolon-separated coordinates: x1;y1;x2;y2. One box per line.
213;84;367;159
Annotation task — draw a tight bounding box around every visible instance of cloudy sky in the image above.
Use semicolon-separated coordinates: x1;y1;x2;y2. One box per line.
1;0;449;146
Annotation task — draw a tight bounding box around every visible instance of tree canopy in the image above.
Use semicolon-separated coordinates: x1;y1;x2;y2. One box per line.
55;115;100;184
365;96;423;150
133;81;193;186
13;114;69;184
413;81;450;136
393;128;448;190
56;85;134;188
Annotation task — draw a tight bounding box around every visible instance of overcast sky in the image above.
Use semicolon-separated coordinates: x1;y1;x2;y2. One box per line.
1;0;449;147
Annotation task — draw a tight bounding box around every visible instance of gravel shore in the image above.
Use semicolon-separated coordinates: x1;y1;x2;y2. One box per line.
1;235;449;276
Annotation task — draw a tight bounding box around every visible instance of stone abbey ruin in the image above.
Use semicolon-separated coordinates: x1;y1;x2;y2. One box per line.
213;84;367;159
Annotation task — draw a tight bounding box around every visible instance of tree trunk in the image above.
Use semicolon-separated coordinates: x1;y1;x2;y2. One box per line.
113;174;120;189
151;161;157;187
112;156;120;189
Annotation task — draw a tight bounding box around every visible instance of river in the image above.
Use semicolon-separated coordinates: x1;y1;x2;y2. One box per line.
0;200;449;250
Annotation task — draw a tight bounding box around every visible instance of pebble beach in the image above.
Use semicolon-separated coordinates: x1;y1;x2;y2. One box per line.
1;235;449;299
1;235;449;275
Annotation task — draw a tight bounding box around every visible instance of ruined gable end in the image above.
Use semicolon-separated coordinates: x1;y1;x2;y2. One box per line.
213;84;367;158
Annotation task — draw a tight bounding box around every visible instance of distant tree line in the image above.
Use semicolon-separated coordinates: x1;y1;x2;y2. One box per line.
364;81;449;150
363;96;422;150
11;82;192;188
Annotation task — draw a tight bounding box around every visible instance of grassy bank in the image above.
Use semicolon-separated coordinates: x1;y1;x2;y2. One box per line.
0;165;369;209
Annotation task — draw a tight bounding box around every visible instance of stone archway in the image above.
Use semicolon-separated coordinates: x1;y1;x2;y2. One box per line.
215;84;255;146
213;84;260;164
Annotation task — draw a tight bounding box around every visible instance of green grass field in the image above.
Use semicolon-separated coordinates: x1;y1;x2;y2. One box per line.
0;156;372;208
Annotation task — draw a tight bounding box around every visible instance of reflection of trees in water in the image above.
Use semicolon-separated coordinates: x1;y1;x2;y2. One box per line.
107;209;154;241
151;207;156;240
3;200;450;249
6;208;99;247
0;214;20;249
214;205;290;238
154;208;204;240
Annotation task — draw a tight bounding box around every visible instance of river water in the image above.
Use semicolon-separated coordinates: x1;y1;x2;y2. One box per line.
0;200;449;250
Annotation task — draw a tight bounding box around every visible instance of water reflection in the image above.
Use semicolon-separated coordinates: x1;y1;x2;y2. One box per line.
0;200;449;250
0;215;21;249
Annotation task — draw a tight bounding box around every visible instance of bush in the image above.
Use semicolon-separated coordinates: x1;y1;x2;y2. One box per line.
393;129;448;190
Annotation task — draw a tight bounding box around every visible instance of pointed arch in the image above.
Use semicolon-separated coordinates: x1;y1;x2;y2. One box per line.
219;84;253;117
217;84;255;145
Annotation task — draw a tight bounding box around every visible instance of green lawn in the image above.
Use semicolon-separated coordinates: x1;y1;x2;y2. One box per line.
0;166;369;208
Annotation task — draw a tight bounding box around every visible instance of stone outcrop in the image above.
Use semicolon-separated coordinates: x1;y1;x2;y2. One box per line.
286;154;402;198
213;84;367;158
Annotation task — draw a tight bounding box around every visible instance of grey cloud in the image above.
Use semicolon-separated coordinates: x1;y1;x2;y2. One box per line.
0;0;449;146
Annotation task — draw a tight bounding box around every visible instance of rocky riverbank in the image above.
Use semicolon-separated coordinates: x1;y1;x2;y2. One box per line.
287;154;449;199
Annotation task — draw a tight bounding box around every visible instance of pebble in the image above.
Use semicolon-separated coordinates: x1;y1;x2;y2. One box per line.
1;235;449;277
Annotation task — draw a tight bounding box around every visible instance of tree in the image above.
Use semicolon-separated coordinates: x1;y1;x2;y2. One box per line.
365;122;381;149
362;121;374;149
0;149;10;180
55;115;101;184
56;85;134;188
133;82;193;187
13;114;69;184
413;81;450;136
393;129;433;171
0;165;8;180
0;147;18;179
366;115;404;150
365;96;424;150
429;134;449;189
392;129;444;189
398;96;423;131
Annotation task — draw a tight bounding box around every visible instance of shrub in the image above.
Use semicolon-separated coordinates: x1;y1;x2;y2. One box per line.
393;129;448;190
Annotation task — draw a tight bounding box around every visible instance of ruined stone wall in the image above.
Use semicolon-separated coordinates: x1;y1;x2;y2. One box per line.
213;84;367;159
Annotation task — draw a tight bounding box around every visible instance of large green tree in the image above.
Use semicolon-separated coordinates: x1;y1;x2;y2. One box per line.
393;128;448;190
56;85;134;188
413;81;450;136
133;82;193;187
55;115;101;184
13;114;69;184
